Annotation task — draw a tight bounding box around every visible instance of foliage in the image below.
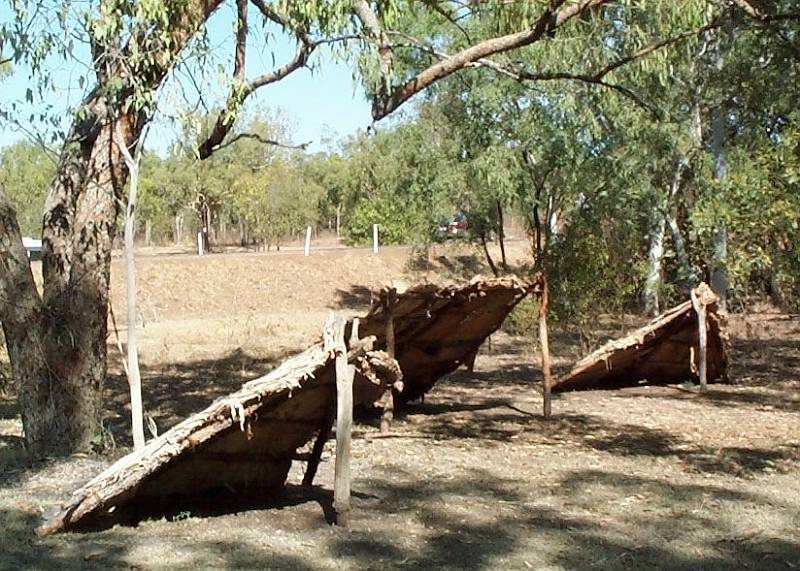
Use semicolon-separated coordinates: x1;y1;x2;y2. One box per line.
0;141;54;236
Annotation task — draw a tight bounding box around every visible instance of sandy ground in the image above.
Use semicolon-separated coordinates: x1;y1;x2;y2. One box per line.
1;241;799;570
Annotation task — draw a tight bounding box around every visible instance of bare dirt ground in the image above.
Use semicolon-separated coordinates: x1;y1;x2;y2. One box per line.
1;241;799;570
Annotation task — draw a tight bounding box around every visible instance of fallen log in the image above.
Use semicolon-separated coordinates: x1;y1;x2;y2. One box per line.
552;283;729;393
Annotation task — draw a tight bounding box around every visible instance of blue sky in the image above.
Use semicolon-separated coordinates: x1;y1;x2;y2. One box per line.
0;2;376;155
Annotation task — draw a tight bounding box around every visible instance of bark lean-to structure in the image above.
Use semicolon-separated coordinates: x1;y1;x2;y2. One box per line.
553;283;728;393
39;277;535;535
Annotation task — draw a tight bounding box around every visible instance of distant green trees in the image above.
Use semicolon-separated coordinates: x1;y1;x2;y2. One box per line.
0;141;53;236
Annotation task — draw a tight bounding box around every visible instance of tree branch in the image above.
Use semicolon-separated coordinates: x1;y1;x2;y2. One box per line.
234;0;248;81
731;0;800;23
352;0;394;99
212;132;310;153
0;183;41;326
371;0;611;119
196;41;313;160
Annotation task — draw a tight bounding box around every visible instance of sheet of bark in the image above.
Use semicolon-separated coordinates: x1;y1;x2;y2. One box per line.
39;341;399;535
358;276;536;403
552;283;729;393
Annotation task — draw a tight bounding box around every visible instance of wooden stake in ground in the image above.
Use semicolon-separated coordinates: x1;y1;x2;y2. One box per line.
302;409;334;488
334;315;356;527
690;286;708;392
380;289;397;433
538;274;553;419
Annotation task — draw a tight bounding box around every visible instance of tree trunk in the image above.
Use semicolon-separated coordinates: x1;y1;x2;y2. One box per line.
116;127;146;451
496;199;508;270
336;203;342;238
0;0;230;456
144;219;152;247
667;213;696;287
10;108;133;455
480;231;499;277
711;107;728;309
643;207;667;316
174;215;183;245
0;185;73;456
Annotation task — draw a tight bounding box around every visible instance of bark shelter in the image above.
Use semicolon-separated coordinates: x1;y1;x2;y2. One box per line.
39;277;535;534
553;283;729;393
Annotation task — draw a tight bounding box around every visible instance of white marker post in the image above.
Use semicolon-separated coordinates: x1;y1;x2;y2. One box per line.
304;226;312;257
197;232;204;256
372;223;379;254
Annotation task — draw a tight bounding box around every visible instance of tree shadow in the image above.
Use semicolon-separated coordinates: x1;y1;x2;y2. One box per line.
544;469;800;571
400;397;800;479
0;507;130;570
0;434;28;487
102;347;286;447
324;468;800;570
328;285;375;311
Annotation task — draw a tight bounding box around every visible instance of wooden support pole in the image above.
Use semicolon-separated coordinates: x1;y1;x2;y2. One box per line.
380;289;397;433
302;409;334;487
690;287;708;392
538;274;553;419
333;315;355;527
464;347;479;373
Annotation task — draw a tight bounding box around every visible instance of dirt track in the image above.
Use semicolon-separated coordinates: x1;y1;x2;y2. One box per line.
1;243;799;570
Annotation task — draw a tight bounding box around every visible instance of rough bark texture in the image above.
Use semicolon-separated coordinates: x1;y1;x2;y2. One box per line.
358;277;538;404
553;283;729;393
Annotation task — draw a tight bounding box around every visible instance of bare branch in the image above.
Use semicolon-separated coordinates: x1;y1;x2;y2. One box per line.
244;42;312;94
420;0;472;42
213;132;310;153
196;41;312;160
590;21;721;80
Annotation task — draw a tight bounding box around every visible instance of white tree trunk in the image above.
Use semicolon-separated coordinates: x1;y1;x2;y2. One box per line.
643;209;667;316
115;127;145;451
666;213;696;286
711;107;728;310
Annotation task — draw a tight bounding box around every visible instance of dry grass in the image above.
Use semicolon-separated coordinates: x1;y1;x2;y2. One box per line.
1;241;799;570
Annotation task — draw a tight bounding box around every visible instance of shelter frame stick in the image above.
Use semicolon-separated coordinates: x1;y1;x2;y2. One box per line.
334;316;355;527
380;289;397;433
690;287;708;392
302;408;334;487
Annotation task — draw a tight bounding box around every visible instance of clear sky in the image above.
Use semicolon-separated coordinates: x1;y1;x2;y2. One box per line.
0;2;376;155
